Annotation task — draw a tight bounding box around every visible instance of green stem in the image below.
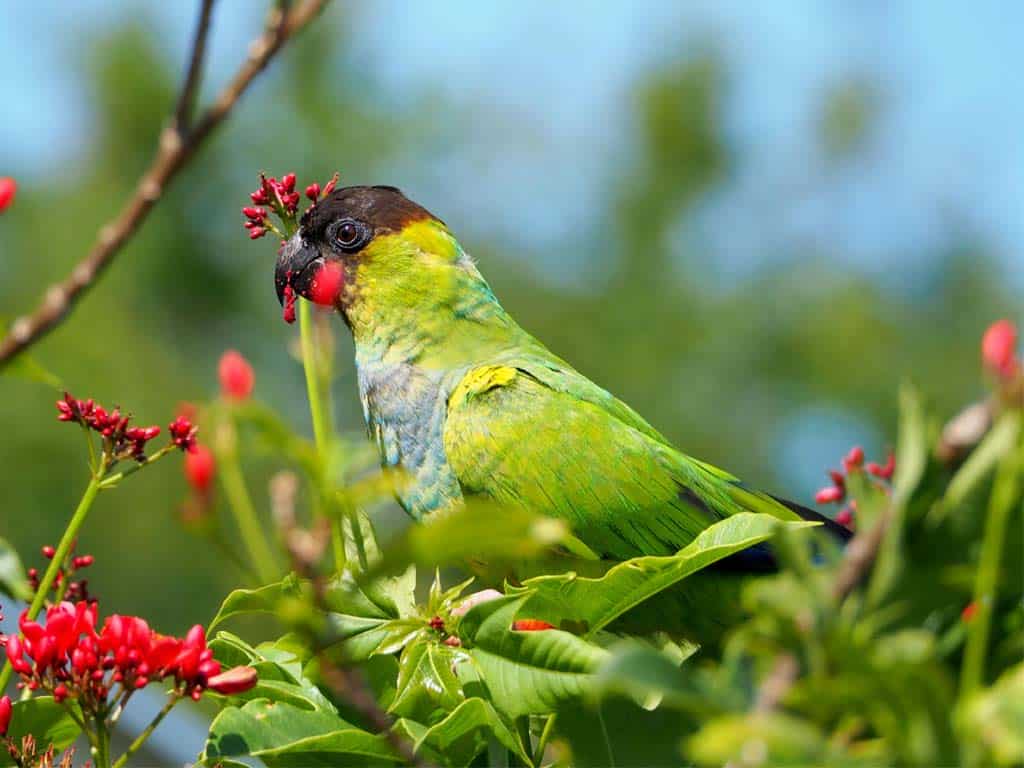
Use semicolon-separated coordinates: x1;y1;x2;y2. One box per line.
97;445;176;489
0;459;106;692
298;298;346;569
95;713;112;768
960;413;1022;699
533;714;557;767
110;695;180;768
219;435;280;585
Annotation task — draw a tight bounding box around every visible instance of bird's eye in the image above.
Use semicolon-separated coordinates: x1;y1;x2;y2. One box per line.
330;218;368;252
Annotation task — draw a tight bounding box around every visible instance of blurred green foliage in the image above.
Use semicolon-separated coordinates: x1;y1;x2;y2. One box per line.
0;9;1019;640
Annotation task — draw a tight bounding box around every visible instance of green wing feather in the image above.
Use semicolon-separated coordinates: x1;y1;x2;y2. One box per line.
443;356;803;560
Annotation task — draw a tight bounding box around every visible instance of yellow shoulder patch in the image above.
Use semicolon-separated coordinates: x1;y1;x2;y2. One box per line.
400;219;458;262
449;365;518;410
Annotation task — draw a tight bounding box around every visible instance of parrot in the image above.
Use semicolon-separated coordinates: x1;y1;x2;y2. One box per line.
275;185;850;639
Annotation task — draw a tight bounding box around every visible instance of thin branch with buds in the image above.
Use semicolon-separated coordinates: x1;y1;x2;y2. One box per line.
0;0;332;367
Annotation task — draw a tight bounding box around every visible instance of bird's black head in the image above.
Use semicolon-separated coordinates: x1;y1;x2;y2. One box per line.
274;185;439;309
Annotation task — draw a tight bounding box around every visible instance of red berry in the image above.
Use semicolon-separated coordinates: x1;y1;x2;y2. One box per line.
184;445;216;492
218;350;255;400
0;177;16;213
981;319;1019;379
42;545;56;559
511;619;555;632
308;261;344;307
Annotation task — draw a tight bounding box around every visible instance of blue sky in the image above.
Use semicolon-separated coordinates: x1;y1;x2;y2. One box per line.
2;1;1022;291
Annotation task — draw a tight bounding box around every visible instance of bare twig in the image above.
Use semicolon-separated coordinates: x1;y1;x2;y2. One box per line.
173;0;217;131
0;0;331;367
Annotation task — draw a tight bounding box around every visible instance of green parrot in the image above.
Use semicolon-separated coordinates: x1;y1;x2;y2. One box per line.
275;185;848;637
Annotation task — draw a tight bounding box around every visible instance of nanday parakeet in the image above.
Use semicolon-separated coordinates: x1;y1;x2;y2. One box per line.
274;186;849;637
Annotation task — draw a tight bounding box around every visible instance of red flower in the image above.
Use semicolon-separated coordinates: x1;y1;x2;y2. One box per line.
0;695;11;736
511;619;555;632
0;177;16;213
982;319;1019;379
218;350;255;400
184;445;216;492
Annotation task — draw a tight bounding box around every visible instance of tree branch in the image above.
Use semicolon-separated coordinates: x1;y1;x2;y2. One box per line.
0;0;331;368
173;0;217;131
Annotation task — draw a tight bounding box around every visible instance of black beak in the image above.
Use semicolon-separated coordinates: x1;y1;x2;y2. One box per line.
274;233;324;305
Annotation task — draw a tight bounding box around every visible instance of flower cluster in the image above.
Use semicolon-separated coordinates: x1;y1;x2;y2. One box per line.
3;600;256;709
27;544;95;604
56;393;162;461
242;170;338;240
168;416;198;453
813;445;894;529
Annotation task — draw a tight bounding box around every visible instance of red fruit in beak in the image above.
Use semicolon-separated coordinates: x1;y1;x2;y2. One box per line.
308;261;344;307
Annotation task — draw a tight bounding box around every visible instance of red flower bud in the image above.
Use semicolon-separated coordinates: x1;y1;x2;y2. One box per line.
218;350;255;400
814;486;844;505
842;445;865;472
208;665;258;695
242;206;267;221
0;177;17;213
961;601;978;623
322;172;339;198
53;684;69;702
250;189;270;205
827;470;845;489
0;695;11;735
42;545;56;559
866;451;895;480
281;173;296;192
184;445;216;492
305;182;320;201
511;619;555;631
981;319;1019;379
835;507;854;527
248;227;266;240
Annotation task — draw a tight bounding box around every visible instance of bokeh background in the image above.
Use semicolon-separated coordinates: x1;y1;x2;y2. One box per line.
2;1;1021;635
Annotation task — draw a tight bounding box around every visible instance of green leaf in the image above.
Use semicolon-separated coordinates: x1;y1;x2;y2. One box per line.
458;594;608;717
510;513;815;636
687;713;831;767
209;575;308;631
202;699;402;766
325;615;425;662
0;697;80;767
592;642;708;713
388;641;465;722
0;536;31;601
210;632;334;711
393;697;531;767
959;662;1024;766
868;384;928;605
